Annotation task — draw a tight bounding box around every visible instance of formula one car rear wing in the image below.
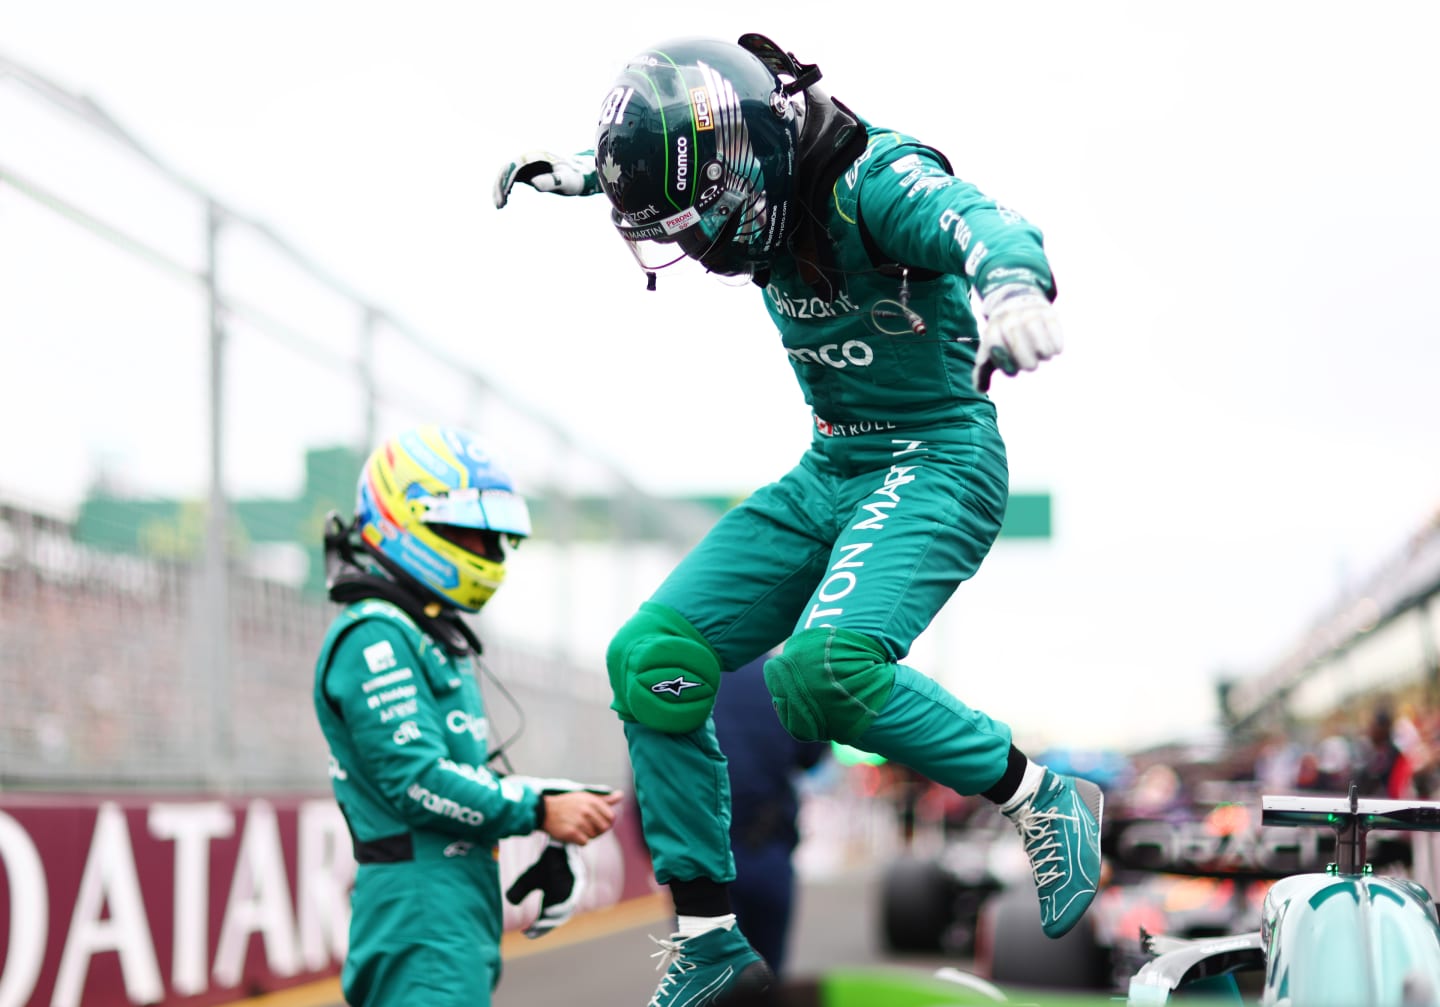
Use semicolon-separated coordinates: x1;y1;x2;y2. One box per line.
1262;786;1440;875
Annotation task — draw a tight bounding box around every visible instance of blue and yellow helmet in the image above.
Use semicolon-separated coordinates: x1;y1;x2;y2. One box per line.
355;426;531;612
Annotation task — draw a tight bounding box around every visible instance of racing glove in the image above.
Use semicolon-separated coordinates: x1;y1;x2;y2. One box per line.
974;283;1065;393
505;840;587;938
509;775;616;797
492;151;601;208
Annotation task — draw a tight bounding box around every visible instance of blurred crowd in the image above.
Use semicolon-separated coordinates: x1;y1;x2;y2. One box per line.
1248;699;1440;801
0;517;627;790
0;563;334;787
855;693;1440;848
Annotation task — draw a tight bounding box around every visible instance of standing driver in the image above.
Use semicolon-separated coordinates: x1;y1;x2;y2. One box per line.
314;425;623;1006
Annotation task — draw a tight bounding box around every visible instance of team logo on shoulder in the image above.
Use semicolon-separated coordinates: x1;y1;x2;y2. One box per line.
651;676;701;697
363;641;396;673
888;153;923;174
844;142;878;189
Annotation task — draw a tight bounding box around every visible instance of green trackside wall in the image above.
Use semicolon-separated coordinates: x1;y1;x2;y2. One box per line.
73;446;1052;596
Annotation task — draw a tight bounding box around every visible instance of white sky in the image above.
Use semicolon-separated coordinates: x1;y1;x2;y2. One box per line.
2;1;1438;751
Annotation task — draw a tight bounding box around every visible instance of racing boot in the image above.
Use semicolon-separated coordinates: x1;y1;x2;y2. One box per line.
1002;768;1104;938
647;921;775;1006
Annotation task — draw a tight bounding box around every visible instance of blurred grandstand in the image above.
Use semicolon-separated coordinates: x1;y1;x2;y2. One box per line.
1221;503;1440;741
0;53;719;793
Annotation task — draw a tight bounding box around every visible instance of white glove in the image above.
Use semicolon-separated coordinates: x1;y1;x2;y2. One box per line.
505;840;587;938
974;283;1065;393
493;150;600;208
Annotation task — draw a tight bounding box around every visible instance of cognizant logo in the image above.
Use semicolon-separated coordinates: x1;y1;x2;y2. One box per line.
768;288;860;321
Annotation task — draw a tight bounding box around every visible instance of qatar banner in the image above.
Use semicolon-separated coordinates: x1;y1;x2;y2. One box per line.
0;792;655;1007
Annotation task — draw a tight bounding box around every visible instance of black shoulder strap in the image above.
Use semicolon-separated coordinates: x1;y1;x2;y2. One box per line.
787;92;869;301
855;139;953;282
327;572;480;657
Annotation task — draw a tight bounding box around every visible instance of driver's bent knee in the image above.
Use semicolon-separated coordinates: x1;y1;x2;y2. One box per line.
606;601;721;734
763;627;895;743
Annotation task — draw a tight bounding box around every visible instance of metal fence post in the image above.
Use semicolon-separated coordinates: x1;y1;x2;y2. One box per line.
203;199;232;789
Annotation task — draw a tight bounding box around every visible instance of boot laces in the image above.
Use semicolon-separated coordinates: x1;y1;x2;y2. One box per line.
648;934;694;1005
1010;803;1073;888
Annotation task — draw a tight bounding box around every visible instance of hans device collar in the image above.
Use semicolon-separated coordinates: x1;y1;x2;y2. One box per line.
323;512;481;656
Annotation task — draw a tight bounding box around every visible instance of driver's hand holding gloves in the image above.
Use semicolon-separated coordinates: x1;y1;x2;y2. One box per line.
503;776;617;939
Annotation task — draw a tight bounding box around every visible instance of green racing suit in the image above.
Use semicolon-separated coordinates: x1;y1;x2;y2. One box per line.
314;598;543;1006
610;122;1057;885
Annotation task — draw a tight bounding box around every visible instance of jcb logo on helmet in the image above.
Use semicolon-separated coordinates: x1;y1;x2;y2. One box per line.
690;87;714;130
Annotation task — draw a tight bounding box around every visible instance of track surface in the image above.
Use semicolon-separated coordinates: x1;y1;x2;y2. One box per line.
492;865;959;1005
240;864;966;1006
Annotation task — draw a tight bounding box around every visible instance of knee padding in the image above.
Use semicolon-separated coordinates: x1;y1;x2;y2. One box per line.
605;601;722;734
763;628;895;744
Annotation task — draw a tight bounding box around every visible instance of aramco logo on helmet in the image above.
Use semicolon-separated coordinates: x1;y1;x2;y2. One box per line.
674;135;689;192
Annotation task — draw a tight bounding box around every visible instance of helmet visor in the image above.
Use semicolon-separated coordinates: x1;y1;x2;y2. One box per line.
672;205;750;276
613;187;751;275
614;223;690;273
417;487;532;538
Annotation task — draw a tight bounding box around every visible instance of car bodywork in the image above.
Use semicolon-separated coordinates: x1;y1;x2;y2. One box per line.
1126;790;1440;1006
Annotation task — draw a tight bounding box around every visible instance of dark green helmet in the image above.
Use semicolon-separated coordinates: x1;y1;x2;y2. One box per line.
594;37;801;280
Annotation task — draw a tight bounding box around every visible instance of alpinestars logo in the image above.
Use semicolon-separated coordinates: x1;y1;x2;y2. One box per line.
651;676;700;697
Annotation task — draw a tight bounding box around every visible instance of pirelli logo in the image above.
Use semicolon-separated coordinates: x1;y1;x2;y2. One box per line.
690;87;714;130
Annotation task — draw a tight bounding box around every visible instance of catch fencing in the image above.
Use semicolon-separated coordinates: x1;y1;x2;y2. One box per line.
0;52;711;792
